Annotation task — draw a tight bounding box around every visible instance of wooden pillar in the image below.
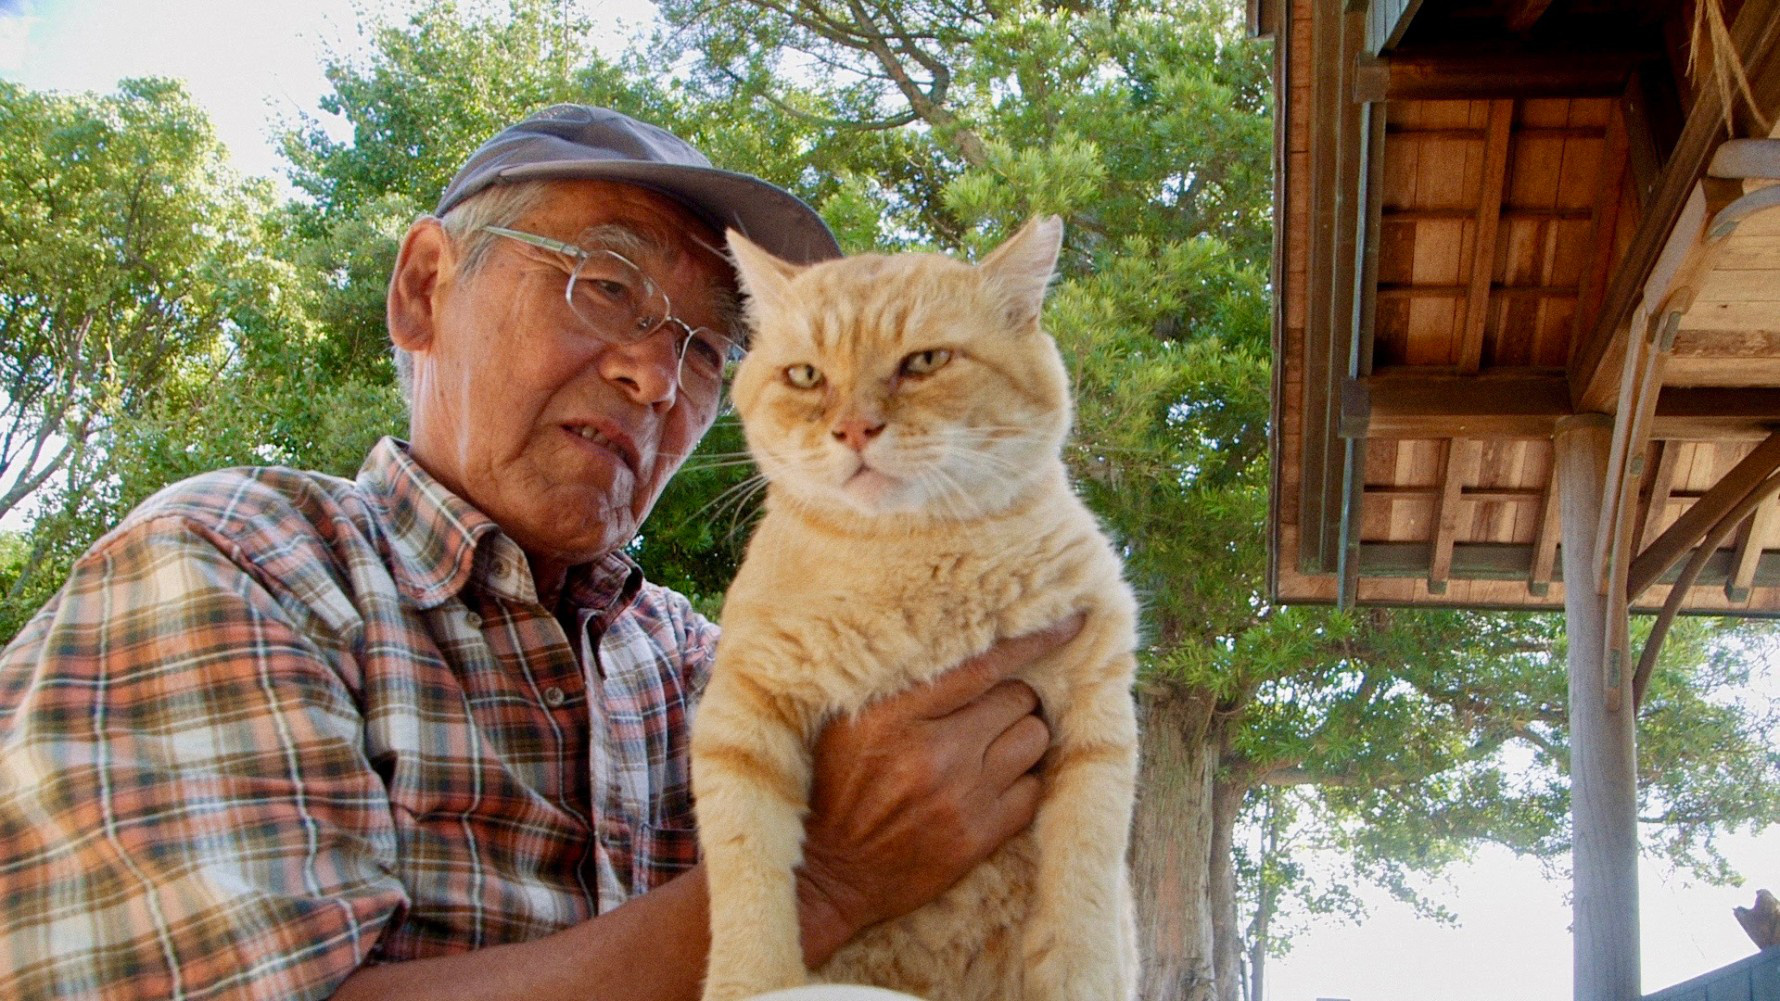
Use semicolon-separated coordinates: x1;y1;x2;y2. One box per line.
1555;413;1640;1001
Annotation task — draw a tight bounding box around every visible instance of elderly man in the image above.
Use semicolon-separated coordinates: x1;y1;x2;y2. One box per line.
0;106;1062;1000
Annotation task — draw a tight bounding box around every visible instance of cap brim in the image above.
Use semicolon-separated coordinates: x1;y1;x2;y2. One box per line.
487;160;841;265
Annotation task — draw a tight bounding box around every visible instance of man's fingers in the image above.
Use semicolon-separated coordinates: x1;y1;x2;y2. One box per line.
912;613;1087;718
946;678;1039;747
981;710;1050;783
989;773;1044;846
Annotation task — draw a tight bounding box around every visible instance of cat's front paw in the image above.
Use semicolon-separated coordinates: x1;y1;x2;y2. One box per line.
1025;942;1135;1001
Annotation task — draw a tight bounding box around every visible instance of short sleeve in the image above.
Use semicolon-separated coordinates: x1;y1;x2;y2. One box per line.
0;515;407;1001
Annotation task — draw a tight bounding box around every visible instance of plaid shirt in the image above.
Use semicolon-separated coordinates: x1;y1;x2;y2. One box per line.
0;437;718;1000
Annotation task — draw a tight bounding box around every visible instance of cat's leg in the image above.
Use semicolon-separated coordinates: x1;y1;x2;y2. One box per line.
1022;649;1141;1001
693;666;817;1001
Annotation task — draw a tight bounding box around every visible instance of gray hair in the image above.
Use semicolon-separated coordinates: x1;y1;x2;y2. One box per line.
390;179;746;404
392;181;551;401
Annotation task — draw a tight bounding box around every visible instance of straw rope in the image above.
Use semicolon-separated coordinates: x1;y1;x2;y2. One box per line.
1688;0;1774;136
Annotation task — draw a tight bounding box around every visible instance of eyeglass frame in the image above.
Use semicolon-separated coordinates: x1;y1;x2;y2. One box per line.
479;224;745;402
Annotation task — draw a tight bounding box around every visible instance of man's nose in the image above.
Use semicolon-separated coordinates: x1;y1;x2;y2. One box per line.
600;329;681;406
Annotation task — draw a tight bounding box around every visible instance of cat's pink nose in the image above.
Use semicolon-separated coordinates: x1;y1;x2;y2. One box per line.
832;418;886;453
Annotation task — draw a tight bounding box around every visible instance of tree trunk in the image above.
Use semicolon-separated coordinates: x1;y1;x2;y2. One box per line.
1131;680;1222;1001
1208;768;1245;1001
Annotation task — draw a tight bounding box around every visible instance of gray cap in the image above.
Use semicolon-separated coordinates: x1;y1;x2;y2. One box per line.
436;104;842;264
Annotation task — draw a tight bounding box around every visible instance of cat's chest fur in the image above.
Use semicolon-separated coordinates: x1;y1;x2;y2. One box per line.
719;477;1121;718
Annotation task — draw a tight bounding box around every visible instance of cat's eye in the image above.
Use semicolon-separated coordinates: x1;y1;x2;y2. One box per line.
901;348;953;376
785;364;824;389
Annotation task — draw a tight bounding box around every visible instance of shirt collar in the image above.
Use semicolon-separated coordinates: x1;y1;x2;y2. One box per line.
358;437;501;609
358;437;645;616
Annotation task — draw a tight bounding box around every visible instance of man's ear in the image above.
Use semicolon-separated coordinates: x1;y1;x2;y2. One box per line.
388;217;455;353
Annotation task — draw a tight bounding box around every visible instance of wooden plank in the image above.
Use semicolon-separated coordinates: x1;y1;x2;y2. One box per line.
1567;0;1780;409
1669;329;1780;357
1678;300;1780;329
1716;235;1780;270
1569;88;1631;357
1430;439;1482;593
1353;51;1643;103
1628;430;1780;599
1728;496;1778;602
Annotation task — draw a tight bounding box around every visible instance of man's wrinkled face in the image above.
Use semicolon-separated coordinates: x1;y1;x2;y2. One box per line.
394;179;733;587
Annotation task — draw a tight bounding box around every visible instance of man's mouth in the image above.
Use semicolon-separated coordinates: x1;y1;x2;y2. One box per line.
565;423;639;473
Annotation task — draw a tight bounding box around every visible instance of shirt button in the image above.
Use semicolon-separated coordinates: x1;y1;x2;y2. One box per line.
493;559;513;580
543;686;567;708
464;611;482;629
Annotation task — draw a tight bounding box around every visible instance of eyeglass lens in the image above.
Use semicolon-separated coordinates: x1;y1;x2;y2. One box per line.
565;250;737;400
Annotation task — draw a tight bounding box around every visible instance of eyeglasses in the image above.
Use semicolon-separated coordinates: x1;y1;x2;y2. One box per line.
481;225;743;403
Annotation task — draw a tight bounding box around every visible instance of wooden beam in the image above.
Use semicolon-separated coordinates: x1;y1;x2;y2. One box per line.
1364;0;1424;55
1648;389;1780;440
1531;474;1562;596
1346;373;1570;438
1346;375;1780;441
1382;206;1594;221
1384;126;1604;142
1376;283;1578;299
1728;496;1778;603
1338;103;1388;609
1636;440;1678;553
1628;430;1780;599
1354;542;1780;593
1567;0;1780;409
1299;0;1336;572
1505;0;1557;33
1353;50;1643;102
1367;485;1545;502
1595;306;1671;594
1430;439;1481;593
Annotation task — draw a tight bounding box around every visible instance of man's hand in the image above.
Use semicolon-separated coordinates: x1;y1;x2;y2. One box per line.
793;615;1084;965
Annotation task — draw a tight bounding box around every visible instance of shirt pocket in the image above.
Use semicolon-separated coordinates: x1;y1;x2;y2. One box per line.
631;818;701;895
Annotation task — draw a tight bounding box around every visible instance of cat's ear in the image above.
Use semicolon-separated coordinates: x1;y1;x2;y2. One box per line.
979;215;1063;331
727;228;805;322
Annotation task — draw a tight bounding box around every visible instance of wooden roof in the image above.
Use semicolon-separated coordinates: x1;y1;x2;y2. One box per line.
1263;0;1780;615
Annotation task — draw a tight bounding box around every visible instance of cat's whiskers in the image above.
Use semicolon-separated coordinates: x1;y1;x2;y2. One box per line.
691;472;772;541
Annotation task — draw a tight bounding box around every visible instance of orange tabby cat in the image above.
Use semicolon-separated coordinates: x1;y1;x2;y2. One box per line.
693;217;1139;1001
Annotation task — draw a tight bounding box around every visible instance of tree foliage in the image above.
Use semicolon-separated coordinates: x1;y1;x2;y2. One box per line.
0;78;244;526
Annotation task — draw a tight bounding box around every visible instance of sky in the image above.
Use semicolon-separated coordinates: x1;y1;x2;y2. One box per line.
2;1;1776;998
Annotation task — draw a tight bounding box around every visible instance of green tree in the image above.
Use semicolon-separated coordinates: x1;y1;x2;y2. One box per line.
0;78;306;633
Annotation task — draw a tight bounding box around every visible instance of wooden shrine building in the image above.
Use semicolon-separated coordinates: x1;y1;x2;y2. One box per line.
1257;0;1780;998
